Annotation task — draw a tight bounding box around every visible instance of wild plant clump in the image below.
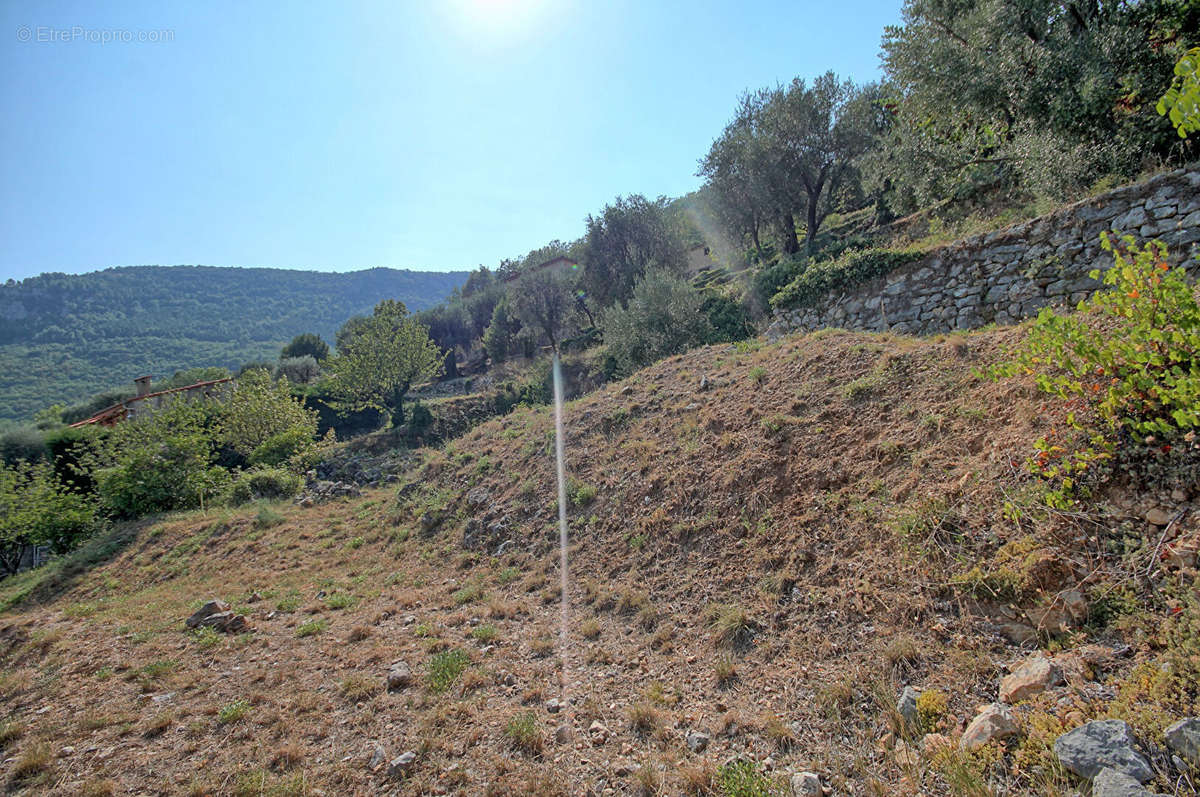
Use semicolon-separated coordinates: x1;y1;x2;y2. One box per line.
991;234;1200;504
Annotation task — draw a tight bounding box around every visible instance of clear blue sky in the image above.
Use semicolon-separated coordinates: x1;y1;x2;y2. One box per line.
0;0;902;282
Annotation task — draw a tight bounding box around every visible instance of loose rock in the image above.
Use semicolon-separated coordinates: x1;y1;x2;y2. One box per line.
1164;716;1200;767
1092;767;1162;797
790;771;822;796
185;600;230;628
388;751;417;778
685;730;710;753
999;656;1063;703
386;661;412;691
589;720;608;745
1053;720;1153;782
897;686;919;731
960;703;1019;752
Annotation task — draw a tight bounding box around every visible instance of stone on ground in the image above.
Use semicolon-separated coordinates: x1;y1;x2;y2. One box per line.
790;771;822;796
960;703;1018;752
999;655;1063;703
1164;717;1200;767
1053;720;1152;782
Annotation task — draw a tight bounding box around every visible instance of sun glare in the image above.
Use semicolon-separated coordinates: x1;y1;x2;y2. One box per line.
451;0;548;37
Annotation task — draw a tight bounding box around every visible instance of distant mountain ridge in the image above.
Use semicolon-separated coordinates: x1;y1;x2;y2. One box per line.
0;265;468;423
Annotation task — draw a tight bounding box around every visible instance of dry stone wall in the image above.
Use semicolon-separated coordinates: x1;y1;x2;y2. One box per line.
768;166;1200;337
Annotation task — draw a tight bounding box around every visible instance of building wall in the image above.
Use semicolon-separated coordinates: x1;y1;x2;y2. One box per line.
767;166;1200;338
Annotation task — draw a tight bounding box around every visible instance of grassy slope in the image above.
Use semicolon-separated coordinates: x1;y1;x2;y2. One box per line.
0;327;1196;795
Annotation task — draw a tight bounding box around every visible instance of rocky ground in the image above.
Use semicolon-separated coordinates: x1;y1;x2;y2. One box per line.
0;327;1197;795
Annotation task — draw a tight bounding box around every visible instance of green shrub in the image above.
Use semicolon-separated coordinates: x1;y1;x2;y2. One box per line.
275;355;321;385
770;247;926;309
226;467;303;505
717;759;777;797
405;402;434;441
247;427;315;468
504;711;543;754
1;460;99;574
221;369;318;458
989;234;1200;503
754;256;807;307
701;293;754;343
602;268;713;375
93;399;229;517
0;426;47;465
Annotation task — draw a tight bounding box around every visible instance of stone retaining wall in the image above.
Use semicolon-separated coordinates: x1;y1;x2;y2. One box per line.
768;166;1200;337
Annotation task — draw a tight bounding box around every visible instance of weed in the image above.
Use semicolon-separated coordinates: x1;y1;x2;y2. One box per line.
324;592;356;610
143;711;173;737
0;720;24;748
190;626;222;649
339;673;380;702
295;619;327;638
567;479;598;507
428;649;470;692
580;618;601;639
714;654;738;685
346;625;372;642
627;702;663;736
347;536;365;549
10;741;53;782
470;624;499;643
883;635;922;671
505;711;543;755
255;505;286;529
716;759;776;796
453;582;484;606
275;590;302;612
708;603;757;649
749;366;768;385
529;637;554;658
917;688;949;734
763;714;797;751
217;699;250;724
496;566;520;585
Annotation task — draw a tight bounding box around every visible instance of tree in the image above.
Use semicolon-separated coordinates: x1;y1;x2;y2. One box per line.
701;75;876;255
512;269;574;351
0;461;96;575
483;295;521;364
281;333;330;362
221;368;318;458
878;0;1198;203
601;269;713;375
581;195;688;308
328;300;442;427
1159;47;1200;138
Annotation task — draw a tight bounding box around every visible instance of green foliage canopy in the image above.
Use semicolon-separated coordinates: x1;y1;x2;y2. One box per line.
1158;47;1200;137
601;269;713;375
328;300;443;427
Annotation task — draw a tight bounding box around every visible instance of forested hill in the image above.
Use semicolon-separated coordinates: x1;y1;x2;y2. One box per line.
0;265;467;424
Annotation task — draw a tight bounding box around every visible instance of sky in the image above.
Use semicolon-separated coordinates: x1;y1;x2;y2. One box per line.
0;0;904;282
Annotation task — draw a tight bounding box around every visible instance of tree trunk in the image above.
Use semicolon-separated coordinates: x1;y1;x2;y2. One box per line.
780;213;800;255
750;225;764;262
805;200;820;254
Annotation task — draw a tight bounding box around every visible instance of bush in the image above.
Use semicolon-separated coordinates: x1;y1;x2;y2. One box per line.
754;256;807;307
247;427;316;468
43;425;104;494
701;293;754;343
405;402;433;442
280;333;330;362
990;234;1200;502
222;369;318;457
94;400;230;518
0;461;98;574
601;268;712;375
275;355;321;385
226;467;303;506
770;247;926;309
0;426;47;465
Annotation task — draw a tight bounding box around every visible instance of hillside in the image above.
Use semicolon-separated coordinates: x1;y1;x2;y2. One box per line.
2;326;1195;795
0;266;467;424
